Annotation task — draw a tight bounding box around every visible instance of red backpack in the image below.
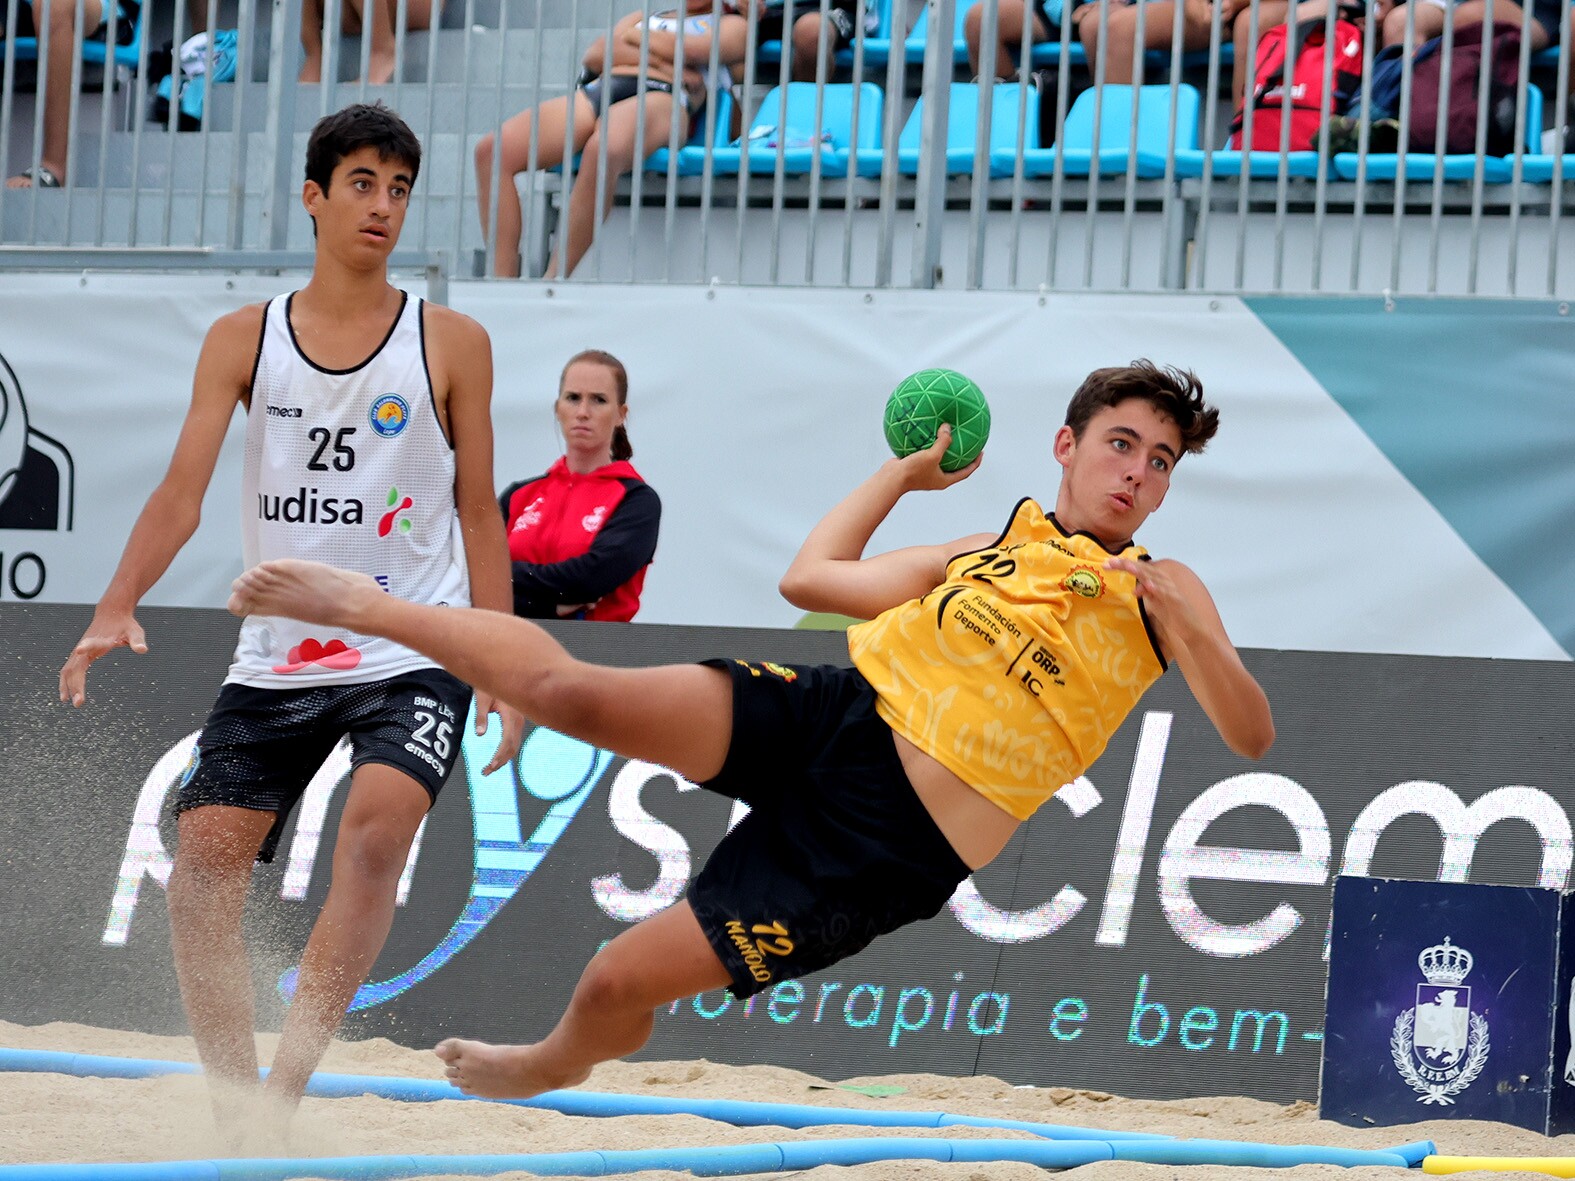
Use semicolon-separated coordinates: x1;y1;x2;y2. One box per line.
1230;14;1365;151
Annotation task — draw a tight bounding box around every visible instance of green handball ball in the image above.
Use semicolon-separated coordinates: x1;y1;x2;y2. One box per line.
884;368;991;472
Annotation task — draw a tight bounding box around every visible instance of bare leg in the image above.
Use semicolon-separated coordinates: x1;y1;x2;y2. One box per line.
552;92;677;278
1453;0;1551;48
964;0;1049;80
167;805;276;1136
263;764;430;1105
363;0;436;80
476;93;592;278
789;11;834;81
5;0;105;186
436;899;732;1098
358;0;397;84
1095;0;1212;85
1231;0;1303;103
228;561;735;782
1382;2;1444;46
300;0;326;81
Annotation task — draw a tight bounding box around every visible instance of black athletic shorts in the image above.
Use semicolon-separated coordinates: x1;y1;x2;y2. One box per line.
756;0;861;49
174;667;472;863
689;660;971;999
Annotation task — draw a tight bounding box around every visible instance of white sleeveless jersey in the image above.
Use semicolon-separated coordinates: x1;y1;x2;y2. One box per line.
228;292;470;688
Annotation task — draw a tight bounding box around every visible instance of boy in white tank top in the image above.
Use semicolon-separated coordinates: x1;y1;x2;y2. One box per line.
58;103;522;1139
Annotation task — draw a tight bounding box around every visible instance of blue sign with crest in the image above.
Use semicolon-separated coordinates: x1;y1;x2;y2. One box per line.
1322;876;1575;1134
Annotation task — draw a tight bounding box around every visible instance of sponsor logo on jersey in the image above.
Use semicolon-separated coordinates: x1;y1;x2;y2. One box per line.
1062;566;1105;599
379;486;415;537
582;505;607;533
272;637;363;675
257;487;367;525
369;394;410;438
266;404;304;418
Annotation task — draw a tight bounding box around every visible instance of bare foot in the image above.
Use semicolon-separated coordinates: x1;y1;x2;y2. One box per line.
227;559;380;628
434;1037;589;1099
205;1076;276;1155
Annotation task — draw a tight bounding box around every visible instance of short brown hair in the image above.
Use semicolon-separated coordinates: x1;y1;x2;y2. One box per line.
1064;361;1219;456
305;102;422;193
560;349;633;461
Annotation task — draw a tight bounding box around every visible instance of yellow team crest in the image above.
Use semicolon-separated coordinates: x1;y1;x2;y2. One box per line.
1061;565;1104;599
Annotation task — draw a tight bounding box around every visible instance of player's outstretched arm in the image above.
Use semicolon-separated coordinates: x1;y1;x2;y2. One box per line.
780;425;992;621
58;307;257;706
432;306;525;775
1107;556;1274;760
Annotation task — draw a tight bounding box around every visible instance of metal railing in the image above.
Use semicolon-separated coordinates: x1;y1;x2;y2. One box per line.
1;0;1570;293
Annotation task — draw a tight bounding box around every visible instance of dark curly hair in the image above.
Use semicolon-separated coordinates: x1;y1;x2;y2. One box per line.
305;102;421;193
1064;360;1219;456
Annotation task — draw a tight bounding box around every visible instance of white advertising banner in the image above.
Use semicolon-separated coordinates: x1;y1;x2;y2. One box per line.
0;275;1566;661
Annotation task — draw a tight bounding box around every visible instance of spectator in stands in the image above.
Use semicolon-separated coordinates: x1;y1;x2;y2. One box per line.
1222;0;1414;103
964;0;1053;81
499;349;661;622
4;0;143;188
1070;0;1216;83
754;0;880;80
300;0;440;84
1447;0;1563;48
474;0;748;277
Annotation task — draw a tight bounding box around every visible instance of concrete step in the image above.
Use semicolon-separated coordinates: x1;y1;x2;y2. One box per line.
225;26;585;88
3;125;506;190
205;77;573;132
0;183;493;253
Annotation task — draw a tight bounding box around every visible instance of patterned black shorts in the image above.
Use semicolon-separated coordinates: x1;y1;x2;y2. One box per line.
175;667;472;862
689;660;970;999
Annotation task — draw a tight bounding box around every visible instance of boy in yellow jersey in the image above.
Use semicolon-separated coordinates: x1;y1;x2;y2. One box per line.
226;359;1275;1099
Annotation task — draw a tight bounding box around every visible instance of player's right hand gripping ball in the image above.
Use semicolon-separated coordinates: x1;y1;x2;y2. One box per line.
884;368;991;473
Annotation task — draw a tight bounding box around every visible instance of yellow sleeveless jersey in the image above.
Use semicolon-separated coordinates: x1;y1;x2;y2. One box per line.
847;498;1166;821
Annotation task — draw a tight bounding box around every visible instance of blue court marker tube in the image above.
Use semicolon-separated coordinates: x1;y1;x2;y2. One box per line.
0;1140;1122;1181
0;1047;1175;1142
936;1112;1170;1141
0;1136;1421;1181
1385;1140;1440;1166
1112;1138;1412;1168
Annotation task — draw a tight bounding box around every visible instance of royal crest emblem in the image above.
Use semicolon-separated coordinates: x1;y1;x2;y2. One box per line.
1390;936;1490;1104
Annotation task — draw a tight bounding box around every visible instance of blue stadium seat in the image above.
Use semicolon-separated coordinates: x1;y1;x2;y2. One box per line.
1172;146;1326;178
1003;82;1197;177
2;0;146;75
1520;152;1574;182
1331;82;1544;182
643;88;736;176
757;0;894;69
857;81;1040;176
708;81;884;176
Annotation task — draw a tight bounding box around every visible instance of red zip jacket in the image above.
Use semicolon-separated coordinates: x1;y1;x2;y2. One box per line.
498;457;661;622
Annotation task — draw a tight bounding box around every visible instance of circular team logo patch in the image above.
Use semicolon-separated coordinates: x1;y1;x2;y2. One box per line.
369;394;410;437
178;746;201;789
1062;566;1104;599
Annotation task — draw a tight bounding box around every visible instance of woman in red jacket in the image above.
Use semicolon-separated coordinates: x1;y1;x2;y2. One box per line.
499;350;661;621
